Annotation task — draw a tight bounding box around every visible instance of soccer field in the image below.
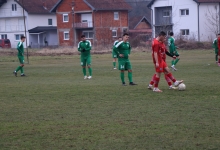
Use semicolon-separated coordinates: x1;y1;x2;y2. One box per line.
0;50;220;149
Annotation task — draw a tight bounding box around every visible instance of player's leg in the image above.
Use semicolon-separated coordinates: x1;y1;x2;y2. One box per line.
20;56;25;76
126;61;137;85
153;63;163;92
148;74;156;90
215;50;218;63
13;56;23;77
112;52;117;69
87;56;92;79
164;65;183;87
218;50;220;66
119;60;126;85
81;57;87;79
174;52;180;66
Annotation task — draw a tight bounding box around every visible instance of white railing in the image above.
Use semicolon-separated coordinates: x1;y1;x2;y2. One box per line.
74;21;93;28
0;25;25;32
0;10;24;17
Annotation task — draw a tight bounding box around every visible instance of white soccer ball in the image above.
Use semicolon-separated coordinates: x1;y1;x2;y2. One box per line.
178;83;186;91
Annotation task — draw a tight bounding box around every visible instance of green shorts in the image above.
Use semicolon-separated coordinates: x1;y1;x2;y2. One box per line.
171;50;179;57
112;51;118;58
18;56;24;64
215;49;219;55
118;59;132;70
81;56;91;66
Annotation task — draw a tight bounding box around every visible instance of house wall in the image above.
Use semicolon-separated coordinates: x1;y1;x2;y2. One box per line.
199;3;220;41
93;10;128;46
28;14;57;29
135;22;151;29
0;0;29;48
152;0;198;40
56;0;74;46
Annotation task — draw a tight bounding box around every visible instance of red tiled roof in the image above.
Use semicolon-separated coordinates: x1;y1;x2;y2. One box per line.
15;0;59;14
129;15;151;29
84;0;132;10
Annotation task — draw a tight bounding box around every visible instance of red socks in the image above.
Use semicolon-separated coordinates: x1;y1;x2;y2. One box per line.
166;73;176;83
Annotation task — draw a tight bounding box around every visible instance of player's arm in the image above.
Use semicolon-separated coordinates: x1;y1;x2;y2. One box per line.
113;41;123;56
217;38;220;50
128;43;131;55
153;44;160;66
213;39;216;48
17;42;23;55
78;42;82;51
165;49;175;58
85;40;92;51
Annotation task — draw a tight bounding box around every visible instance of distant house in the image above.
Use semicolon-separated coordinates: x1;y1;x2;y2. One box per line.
0;0;59;48
129;16;152;41
148;0;220;41
51;0;131;47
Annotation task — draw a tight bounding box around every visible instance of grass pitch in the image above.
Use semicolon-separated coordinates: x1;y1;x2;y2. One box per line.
0;50;220;149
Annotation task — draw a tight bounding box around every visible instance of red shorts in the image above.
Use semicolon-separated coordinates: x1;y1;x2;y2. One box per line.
218;50;220;55
154;60;167;73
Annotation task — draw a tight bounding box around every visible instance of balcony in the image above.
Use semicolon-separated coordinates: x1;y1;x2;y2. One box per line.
0;25;25;32
0;10;24;18
74;21;93;28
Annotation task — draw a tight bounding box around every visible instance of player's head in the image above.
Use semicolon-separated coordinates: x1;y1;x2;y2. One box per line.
21;35;26;42
123;33;129;42
217;33;220;38
169;32;174;36
118;37;122;41
81;35;86;41
158;31;166;41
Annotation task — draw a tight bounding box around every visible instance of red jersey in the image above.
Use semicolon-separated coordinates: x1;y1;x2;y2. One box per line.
161;42;168;61
152;38;163;64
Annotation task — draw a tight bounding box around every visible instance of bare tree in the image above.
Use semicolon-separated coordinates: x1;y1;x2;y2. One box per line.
205;5;219;36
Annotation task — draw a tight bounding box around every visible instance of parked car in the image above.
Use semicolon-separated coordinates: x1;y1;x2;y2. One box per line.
0;39;11;48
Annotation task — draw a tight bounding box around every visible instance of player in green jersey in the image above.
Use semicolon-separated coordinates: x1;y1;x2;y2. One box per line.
78;35;92;79
168;32;180;71
13;35;26;77
113;33;137;86
213;34;220;63
112;37;122;69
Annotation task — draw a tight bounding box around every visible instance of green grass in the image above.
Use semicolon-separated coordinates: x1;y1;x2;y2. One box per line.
0;50;220;149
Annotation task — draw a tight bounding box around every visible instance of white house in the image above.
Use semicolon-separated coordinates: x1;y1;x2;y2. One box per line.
0;0;59;48
147;0;220;41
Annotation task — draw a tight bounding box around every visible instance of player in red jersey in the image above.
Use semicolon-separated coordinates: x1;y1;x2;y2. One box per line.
148;31;183;92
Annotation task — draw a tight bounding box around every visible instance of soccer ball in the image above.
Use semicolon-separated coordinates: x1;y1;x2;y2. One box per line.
178;83;186;91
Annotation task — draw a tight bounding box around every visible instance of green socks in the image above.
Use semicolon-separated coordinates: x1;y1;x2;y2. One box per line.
15;66;22;72
83;68;86;76
174;58;180;65
113;62;116;68
171;60;175;66
120;72;125;83
88;67;92;76
21;67;24;74
128;72;133;83
216;55;218;62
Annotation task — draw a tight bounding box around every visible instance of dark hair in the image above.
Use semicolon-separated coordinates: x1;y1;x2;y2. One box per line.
21;35;26;39
169;32;174;36
81;35;85;38
123;33;129;36
158;31;166;36
218;33;220;35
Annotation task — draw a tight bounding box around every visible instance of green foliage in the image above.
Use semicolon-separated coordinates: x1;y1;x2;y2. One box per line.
0;50;220;149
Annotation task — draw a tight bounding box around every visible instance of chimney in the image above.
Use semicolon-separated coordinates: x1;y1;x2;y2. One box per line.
43;1;47;10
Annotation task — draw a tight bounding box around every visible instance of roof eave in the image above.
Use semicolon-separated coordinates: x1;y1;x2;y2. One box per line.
83;0;95;10
50;0;63;12
147;0;156;8
134;16;151;29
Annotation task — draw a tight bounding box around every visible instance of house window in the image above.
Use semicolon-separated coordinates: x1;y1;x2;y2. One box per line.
181;29;189;35
83;31;93;39
15;34;24;41
1;34;7;39
64;31;69;40
180;9;189;16
112;30;117;37
114;12;119;20
63;14;69;22
48;19;52;25
163;10;170;17
12;4;17;11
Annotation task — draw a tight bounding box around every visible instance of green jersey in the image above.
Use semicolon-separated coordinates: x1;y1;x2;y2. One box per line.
213;38;218;52
17;41;24;56
78;40;92;57
113;41;131;60
168;37;176;53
